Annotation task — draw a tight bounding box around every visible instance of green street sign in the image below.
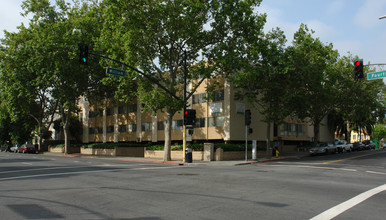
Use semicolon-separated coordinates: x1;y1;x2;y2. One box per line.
106;67;126;77
367;70;386;80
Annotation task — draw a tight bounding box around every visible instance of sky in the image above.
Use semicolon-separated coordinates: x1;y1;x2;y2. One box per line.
1;0;386;81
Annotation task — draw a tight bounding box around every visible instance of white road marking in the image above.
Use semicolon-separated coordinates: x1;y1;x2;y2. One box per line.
366;170;386;175
0;166;94;174
261;164;357;172
0;166;177;181
310;183;386;220
21;162;33;165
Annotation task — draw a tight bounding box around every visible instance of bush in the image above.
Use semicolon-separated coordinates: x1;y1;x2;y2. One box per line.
81;143;147;149
50;144;64;148
147;143;266;152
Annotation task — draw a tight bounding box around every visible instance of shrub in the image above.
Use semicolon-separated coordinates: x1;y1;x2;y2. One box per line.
81;143;147;149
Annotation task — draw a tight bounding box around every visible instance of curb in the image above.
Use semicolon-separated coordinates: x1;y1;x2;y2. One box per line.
235;156;304;165
118;158;184;166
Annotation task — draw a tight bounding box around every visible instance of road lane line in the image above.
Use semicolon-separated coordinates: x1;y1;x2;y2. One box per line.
323;151;386;164
366;170;386;175
0;166;100;174
310;183;386;220
0;166;176;181
261;164;357;172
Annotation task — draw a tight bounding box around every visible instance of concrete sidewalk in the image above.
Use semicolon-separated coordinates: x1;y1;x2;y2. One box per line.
41;151;310;166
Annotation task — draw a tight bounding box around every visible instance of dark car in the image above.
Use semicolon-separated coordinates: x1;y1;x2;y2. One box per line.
363;140;375;150
0;143;12;152
352;142;366;151
17;144;37;153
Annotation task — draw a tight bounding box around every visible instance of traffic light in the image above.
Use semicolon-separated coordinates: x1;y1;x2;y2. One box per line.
79;44;89;65
353;59;363;80
184;109;196;125
245;110;251;126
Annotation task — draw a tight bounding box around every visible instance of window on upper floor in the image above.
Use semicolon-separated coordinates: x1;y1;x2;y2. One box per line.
208;116;224;127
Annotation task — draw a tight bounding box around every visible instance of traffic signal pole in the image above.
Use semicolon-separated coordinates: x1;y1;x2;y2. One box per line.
183;50;187;163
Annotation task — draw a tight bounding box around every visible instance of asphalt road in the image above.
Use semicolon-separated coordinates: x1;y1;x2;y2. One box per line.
0;150;385;219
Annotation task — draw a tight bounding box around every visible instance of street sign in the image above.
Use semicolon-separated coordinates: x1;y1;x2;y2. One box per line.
367;70;386;80
106;67;126;77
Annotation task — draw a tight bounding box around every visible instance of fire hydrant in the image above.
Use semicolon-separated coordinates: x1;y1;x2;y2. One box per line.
275;149;279;158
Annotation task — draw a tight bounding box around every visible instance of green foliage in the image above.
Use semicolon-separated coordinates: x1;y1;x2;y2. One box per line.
146;143;265;152
81;143;147;149
99;0;267;161
372;124;386;141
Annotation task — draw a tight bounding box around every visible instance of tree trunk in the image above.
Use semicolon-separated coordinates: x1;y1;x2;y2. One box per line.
314;122;320;144
163;109;172;161
63;120;70;154
266;122;271;158
60;103;71;154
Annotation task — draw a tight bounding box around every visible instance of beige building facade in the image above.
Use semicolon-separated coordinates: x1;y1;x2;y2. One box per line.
79;78;335;150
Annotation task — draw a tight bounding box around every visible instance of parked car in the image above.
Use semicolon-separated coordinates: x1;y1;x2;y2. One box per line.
309;143;336;155
363;140;375;150
352;142;366;151
10;144;20;153
335;140;353;153
17;144;37;153
0;143;12;152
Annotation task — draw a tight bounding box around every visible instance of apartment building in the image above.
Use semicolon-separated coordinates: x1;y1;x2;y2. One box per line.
79;77;334;151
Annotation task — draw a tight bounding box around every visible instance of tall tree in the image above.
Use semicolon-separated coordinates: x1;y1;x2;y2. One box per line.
287;24;339;143
229;28;291;156
0;9;57;150
1;0;105;153
99;0;267;161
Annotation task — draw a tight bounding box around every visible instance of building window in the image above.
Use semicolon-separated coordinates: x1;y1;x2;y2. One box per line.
118;125;127;132
236;103;245;114
280;123;305;137
211;90;224;102
89;109;102;118
297;124;305;136
194;118;206;128
193;93;206;104
127;104;137;113
96;127;103;134
158;121;165;130
209;116;224;127
107;126;114;133
289;124;297;136
89;127;95;134
106;107;114;116
172;120;183;130
118;106;127;114
128;124;137;132
141;122;152;132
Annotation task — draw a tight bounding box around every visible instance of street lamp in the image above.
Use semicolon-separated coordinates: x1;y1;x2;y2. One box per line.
379;15;386;20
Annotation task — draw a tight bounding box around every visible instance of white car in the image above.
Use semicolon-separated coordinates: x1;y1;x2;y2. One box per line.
309;143;336;155
335;140;353;152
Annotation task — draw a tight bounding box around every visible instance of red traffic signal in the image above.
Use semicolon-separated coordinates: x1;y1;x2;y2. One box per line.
184;109;196;125
353;59;363;80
